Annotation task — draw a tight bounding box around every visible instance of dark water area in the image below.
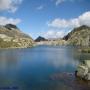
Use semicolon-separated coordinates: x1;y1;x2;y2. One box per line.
0;46;90;90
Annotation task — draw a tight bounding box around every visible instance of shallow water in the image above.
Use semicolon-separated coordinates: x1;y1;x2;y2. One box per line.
0;46;90;90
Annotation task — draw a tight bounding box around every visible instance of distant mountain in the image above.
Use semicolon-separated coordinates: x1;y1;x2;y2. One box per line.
0;24;34;48
64;25;90;46
35;36;47;42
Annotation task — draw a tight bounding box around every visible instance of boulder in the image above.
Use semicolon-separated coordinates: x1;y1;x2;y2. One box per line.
76;60;90;80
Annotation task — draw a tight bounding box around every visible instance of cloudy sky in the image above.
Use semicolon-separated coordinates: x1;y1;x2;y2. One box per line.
0;0;90;39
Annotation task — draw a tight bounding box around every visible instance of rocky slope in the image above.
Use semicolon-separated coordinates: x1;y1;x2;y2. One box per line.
64;25;90;46
0;24;34;48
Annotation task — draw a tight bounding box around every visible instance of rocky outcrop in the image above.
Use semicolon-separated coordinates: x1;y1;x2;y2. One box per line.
76;60;90;80
64;25;90;46
0;24;34;48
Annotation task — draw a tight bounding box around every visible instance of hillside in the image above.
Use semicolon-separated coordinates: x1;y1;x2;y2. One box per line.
0;24;34;48
64;25;90;46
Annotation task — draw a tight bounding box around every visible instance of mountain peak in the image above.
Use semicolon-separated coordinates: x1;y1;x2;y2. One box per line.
5;24;19;30
75;25;90;30
64;25;90;46
35;36;47;42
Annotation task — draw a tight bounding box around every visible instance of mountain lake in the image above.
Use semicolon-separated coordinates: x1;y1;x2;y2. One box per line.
0;45;90;90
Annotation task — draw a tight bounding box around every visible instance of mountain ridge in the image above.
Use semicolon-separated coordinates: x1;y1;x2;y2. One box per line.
64;25;90;46
0;24;34;48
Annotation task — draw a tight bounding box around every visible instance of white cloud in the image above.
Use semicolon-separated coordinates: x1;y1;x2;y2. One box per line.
0;0;23;13
46;11;90;39
48;11;90;29
55;0;76;5
44;30;66;39
36;5;44;10
48;18;79;29
56;0;66;5
0;16;21;25
79;11;90;26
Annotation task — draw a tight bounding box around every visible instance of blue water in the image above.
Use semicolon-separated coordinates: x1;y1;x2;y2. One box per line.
0;46;89;90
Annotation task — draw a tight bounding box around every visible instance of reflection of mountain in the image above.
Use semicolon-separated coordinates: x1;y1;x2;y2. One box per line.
0;24;34;48
0;50;19;71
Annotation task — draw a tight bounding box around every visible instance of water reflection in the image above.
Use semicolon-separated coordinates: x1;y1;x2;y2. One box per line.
39;46;79;71
0;46;89;90
0;50;19;71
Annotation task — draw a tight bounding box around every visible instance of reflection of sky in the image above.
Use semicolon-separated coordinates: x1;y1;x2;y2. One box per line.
39;46;79;72
0;46;88;89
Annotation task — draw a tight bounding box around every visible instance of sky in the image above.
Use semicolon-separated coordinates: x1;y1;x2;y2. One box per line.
0;0;90;39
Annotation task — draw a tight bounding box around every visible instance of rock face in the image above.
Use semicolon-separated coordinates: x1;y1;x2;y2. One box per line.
35;36;47;42
64;25;90;46
0;24;34;48
76;60;90;80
